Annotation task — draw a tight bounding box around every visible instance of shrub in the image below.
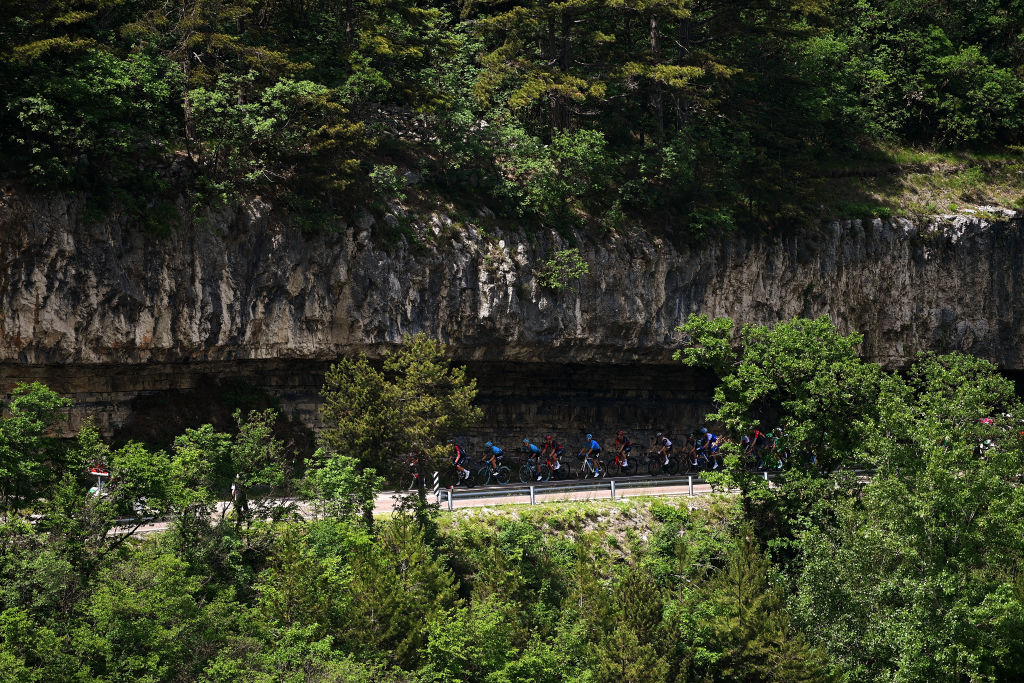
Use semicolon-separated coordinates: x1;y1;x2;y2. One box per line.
534;248;590;291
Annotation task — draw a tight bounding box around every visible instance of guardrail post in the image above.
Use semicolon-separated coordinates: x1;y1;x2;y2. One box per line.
610;480;616;501
433;471;440;504
763;471;769;483
447;488;453;512
688;475;693;497
529;485;536;505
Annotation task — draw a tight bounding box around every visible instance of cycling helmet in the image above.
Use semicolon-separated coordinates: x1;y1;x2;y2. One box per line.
586;433;593;440
522;438;530;444
545;435;552;441
617;430;624;436
656;432;663;438
700;427;708;435
484;441;493;448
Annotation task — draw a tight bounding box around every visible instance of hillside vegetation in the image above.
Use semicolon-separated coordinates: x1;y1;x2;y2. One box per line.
4;318;1024;681
3;0;1022;234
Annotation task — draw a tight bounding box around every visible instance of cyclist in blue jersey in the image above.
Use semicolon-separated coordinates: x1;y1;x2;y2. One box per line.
580;433;602;476
696;428;718;468
483;441;504;470
523;438;544;480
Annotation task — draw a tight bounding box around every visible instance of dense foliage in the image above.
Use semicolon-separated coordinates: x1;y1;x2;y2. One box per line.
3;320;1024;680
319;333;483;494
3;0;1022;230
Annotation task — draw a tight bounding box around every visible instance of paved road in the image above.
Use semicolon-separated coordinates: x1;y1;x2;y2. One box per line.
125;477;730;534
374;477;721;514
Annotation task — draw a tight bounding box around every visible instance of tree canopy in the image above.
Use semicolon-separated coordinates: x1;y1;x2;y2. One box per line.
4;323;1024;680
3;0;1021;231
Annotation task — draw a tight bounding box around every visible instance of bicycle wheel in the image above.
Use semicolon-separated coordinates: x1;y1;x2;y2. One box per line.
440;467;458;488
648;456;662;476
606;461;622;478
664;457;680;475
556;461;572;479
495;466;511;485
619;456;636;476
476;465;492;486
519;463;535;483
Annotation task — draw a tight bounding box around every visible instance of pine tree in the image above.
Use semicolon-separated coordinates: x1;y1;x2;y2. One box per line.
705;527;831;682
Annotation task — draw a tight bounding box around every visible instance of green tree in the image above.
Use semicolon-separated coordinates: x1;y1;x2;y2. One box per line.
591;566;670;683
795;352;1024;680
304;450;384;527
703;527;831;682
534;247;591;290
320;333;483;501
675;315;882;467
187;73;364;198
0;382;74;515
675;315;883;546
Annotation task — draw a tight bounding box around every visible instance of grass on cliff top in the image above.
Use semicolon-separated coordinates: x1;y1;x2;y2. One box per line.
820;144;1024;221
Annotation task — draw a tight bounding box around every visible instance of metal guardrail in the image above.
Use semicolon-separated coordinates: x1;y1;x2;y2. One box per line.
435;472;779;510
435;468;878;510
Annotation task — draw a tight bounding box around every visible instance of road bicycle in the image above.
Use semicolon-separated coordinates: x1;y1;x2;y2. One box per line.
540;449;571;480
520;454;549;483
576;449;604;479
476;457;511;485
605;449;636;477
646;449;680;476
441;462;476;488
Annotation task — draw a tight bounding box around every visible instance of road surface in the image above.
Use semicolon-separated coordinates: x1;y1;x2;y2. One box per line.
123;476;724;534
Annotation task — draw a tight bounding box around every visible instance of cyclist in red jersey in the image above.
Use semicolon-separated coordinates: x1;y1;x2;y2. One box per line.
541;434;564;472
614;430;633;470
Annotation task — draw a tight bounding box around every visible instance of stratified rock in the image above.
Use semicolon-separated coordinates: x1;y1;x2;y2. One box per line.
2;196;1020;369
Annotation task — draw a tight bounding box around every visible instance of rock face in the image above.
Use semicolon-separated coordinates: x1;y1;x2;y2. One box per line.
1;193;1021;441
3;194;1021;368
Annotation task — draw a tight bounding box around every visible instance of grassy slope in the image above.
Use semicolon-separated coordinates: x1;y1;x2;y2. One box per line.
817;145;1024;220
436;495;739;573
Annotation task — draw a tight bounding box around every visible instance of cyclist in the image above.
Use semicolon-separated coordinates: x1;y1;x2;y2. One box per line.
483;441;504;470
767;428;784;469
405;448;423;490
680;433;698;468
614;430;633;470
654;432;673;467
541;435;564;472
745;427;767;468
450;441;471;484
580;433;602;476
696;428;718;468
523;438;543;480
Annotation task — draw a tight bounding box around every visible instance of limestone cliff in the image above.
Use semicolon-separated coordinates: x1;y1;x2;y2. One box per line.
4;193;1023;444
2;194;1021;370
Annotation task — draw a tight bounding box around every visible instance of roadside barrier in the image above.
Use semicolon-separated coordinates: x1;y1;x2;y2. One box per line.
442;474;715;511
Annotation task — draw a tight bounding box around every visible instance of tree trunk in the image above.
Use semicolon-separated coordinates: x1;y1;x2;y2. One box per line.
182;59;196;158
415;458;428;506
650;14;664;142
